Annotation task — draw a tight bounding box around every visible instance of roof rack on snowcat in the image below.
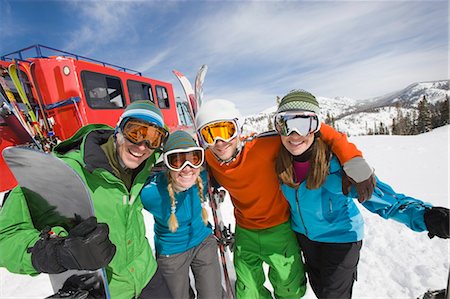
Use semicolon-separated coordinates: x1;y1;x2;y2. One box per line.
1;44;142;76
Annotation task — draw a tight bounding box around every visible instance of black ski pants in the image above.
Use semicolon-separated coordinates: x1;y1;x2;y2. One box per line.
138;267;173;299
296;233;362;299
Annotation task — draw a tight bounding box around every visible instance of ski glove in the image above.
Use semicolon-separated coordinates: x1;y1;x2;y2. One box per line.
342;172;376;203
46;273;104;298
342;157;376;203
29;217;116;274
424;207;450;239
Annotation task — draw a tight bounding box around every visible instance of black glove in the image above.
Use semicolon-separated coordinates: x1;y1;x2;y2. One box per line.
29;217;116;273
46;273;105;299
424;207;450;239
342;172;376;203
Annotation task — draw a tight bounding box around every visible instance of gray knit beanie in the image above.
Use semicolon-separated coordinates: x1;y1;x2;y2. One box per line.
276;90;320;114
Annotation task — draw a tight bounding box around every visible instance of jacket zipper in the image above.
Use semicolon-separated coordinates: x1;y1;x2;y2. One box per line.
295;189;308;236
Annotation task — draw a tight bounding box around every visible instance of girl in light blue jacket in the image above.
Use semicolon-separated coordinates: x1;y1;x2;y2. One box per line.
273;90;449;299
141;130;222;299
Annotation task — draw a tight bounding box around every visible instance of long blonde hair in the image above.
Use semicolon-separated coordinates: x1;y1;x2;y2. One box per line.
276;137;331;189
166;173;209;233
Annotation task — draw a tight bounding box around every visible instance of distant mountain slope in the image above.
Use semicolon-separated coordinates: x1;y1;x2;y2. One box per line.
244;80;449;136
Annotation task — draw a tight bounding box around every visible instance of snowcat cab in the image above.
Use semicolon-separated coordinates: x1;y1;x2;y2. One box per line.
0;44;191;192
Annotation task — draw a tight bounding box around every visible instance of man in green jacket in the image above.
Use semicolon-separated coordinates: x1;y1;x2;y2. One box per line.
0;101;172;298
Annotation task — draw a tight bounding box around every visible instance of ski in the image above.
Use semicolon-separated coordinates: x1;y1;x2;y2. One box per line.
2;147;110;298
0;94;41;149
172;69;196;122
194;64;208;108
206;172;236;299
8;62;44;139
0;74;39;142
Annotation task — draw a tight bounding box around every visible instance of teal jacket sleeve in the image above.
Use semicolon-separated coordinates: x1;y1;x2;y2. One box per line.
0;187;41;275
360;177;432;232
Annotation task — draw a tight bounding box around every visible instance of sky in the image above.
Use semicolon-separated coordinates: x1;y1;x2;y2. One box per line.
0;0;448;116
1;125;449;298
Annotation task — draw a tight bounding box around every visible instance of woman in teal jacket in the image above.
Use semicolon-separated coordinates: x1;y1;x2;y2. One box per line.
141;130;223;299
273;90;450;299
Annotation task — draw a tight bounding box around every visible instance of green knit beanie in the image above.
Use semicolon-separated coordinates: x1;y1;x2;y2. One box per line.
117;100;164;130
276;90;320;114
163;130;198;153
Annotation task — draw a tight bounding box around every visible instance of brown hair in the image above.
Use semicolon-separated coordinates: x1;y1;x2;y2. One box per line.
167;173;208;233
276;137;331;190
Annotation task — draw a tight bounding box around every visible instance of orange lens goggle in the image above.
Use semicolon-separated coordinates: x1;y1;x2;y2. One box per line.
122;120;169;149
198;121;238;146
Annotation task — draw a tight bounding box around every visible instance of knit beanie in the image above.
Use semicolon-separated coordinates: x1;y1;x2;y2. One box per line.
164;130;198;153
276;90;320;114
117;100;164;130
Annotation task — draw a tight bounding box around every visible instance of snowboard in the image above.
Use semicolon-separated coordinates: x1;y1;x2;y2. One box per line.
2;146;110;299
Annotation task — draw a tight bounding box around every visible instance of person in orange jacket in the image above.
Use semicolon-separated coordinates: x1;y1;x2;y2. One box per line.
195;98;374;299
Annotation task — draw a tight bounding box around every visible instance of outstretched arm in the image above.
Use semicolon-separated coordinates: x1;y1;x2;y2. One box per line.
362;177;449;239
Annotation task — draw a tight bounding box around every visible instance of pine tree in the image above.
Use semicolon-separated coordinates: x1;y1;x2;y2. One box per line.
438;97;449;126
392;118;397;135
417;95;432;133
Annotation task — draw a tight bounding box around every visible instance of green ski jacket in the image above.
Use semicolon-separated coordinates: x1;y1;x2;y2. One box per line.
0;124;159;298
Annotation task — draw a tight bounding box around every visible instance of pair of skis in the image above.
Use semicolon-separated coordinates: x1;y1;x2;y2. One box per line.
0;61;56;151
173;66;236;299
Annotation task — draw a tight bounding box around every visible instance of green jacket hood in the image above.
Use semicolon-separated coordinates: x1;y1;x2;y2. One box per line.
53;124;115;173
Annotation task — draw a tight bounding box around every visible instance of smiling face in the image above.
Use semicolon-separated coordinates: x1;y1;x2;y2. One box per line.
169;165;201;191
210;137;238;161
117;137;154;169
280;132;315;156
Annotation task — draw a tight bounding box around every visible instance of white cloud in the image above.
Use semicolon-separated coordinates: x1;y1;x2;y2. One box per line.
163;1;448;114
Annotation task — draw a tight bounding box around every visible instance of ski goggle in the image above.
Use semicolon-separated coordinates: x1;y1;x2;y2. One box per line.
274;111;321;136
163;147;205;171
198;120;239;146
122;119;169;149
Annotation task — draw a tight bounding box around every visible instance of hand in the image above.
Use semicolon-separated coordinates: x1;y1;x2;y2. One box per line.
424;207;449;239
342;157;376;203
342;172;376;203
29;217;116;273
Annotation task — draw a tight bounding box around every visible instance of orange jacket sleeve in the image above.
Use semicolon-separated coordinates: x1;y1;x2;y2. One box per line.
319;123;362;164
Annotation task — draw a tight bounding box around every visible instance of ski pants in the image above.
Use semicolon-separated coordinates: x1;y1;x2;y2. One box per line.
156;234;223;299
138;267;172;299
234;221;306;299
296;233;362;299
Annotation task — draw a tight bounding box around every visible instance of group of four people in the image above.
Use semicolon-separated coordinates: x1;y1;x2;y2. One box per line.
0;90;448;299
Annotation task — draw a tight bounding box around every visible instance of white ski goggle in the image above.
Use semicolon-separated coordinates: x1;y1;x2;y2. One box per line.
163;147;205;171
274;111;321;136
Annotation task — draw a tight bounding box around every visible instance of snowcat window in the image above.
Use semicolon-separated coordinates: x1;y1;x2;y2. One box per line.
81;71;125;109
127;80;154;103
156;85;170;109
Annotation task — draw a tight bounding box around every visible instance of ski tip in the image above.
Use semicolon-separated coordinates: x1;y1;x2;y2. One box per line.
172;69;184;76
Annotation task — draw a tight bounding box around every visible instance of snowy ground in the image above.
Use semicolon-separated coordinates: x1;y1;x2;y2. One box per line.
0;126;448;298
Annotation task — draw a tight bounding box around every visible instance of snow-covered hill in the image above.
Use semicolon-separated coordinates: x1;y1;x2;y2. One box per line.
1;126;448;298
244;80;449;136
365;80;449;108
